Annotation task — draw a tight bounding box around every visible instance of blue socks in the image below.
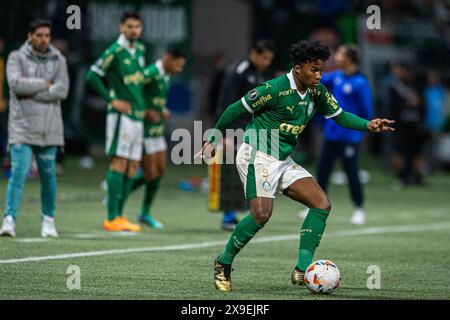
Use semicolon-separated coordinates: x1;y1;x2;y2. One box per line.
223;211;237;223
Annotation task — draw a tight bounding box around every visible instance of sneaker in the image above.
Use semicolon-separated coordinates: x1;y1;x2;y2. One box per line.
291;266;305;286
41;216;58;238
297;208;309;220
221;218;239;232
138;214;164;229
350;208;366;225
0;216;16;237
214;256;232;292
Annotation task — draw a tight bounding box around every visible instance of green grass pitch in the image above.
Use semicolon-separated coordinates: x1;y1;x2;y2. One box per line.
0;156;449;300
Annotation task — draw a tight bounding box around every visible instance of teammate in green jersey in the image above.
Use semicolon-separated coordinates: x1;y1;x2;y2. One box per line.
122;48;186;229
86;12;146;232
196;40;395;292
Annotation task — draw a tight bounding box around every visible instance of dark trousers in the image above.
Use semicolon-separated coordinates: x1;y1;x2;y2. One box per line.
316;139;363;207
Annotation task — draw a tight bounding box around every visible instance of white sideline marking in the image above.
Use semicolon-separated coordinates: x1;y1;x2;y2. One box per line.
71;234;99;239
108;231;140;237
14;238;49;243
1;221;450;265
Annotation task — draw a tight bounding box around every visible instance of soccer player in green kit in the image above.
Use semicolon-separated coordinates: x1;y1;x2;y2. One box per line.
196;40;395;292
86;12;146;232
122;48;186;229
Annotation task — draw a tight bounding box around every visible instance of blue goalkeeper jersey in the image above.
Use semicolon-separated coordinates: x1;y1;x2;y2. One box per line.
321;70;373;143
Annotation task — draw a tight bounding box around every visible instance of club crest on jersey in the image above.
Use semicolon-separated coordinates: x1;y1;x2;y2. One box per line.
307;102;314;116
249;89;258;100
139;56;145;67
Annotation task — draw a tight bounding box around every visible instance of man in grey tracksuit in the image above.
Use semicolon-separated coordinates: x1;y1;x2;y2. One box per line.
0;19;69;238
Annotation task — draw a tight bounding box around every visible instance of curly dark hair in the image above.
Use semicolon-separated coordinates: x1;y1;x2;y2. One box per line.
290;40;330;65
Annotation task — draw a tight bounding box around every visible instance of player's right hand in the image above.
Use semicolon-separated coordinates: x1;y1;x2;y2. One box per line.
111;99;132;114
194;141;215;160
145;109;161;123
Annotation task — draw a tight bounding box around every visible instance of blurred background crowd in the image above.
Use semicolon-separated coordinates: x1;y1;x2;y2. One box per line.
0;0;449;189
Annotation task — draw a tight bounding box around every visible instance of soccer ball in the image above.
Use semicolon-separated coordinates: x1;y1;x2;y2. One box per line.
304;260;340;294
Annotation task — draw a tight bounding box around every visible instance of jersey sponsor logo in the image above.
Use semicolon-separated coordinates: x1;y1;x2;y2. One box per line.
298;101;307;105
325;92;339;110
123;71;145;85
135;110;145;120
286;105;295;114
152;97;167;108
249;89;258;100
148;124;164;136
252;94;272;108
124;58;131;65
278;89;296;97
101;54;114;69
279;123;306;138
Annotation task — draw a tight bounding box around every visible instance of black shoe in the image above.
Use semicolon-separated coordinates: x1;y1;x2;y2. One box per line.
214;256;233;292
221;218;239;231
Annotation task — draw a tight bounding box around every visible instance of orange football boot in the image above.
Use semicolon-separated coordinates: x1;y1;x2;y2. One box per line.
103;216;141;232
115;216;141;232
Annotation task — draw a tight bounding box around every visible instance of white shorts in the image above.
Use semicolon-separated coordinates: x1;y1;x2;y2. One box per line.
144;136;167;154
105;113;143;161
236;143;313;200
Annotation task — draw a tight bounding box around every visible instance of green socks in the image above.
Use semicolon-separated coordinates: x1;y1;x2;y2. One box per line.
297;208;330;271
106;170;125;221
113;171;161;219
131;171;146;192
218;214;264;265
117;176;136;214
216;208;329;269
117;171;148;214
140;177;161;217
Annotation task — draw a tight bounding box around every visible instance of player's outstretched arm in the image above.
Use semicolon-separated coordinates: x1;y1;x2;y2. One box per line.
332;110;394;133
194;99;247;159
367;118;395;132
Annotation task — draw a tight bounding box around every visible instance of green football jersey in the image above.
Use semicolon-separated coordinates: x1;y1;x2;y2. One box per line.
239;70;343;160
90;35;147;121
142;59;170;137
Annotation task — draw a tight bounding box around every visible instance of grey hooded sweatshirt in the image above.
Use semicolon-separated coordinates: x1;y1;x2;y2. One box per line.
6;41;69;147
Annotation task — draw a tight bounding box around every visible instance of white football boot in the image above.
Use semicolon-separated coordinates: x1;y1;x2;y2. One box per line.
297;208;309;220
350;208;366;225
0;215;16;237
41;216;58;238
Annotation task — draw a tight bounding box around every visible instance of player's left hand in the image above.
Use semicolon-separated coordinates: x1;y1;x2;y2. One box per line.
161;107;170;121
368;118;395;133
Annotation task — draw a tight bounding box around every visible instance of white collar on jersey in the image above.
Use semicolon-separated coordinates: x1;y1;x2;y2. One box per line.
117;34;136;56
155;59;170;80
155;59;166;76
287;69;308;100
